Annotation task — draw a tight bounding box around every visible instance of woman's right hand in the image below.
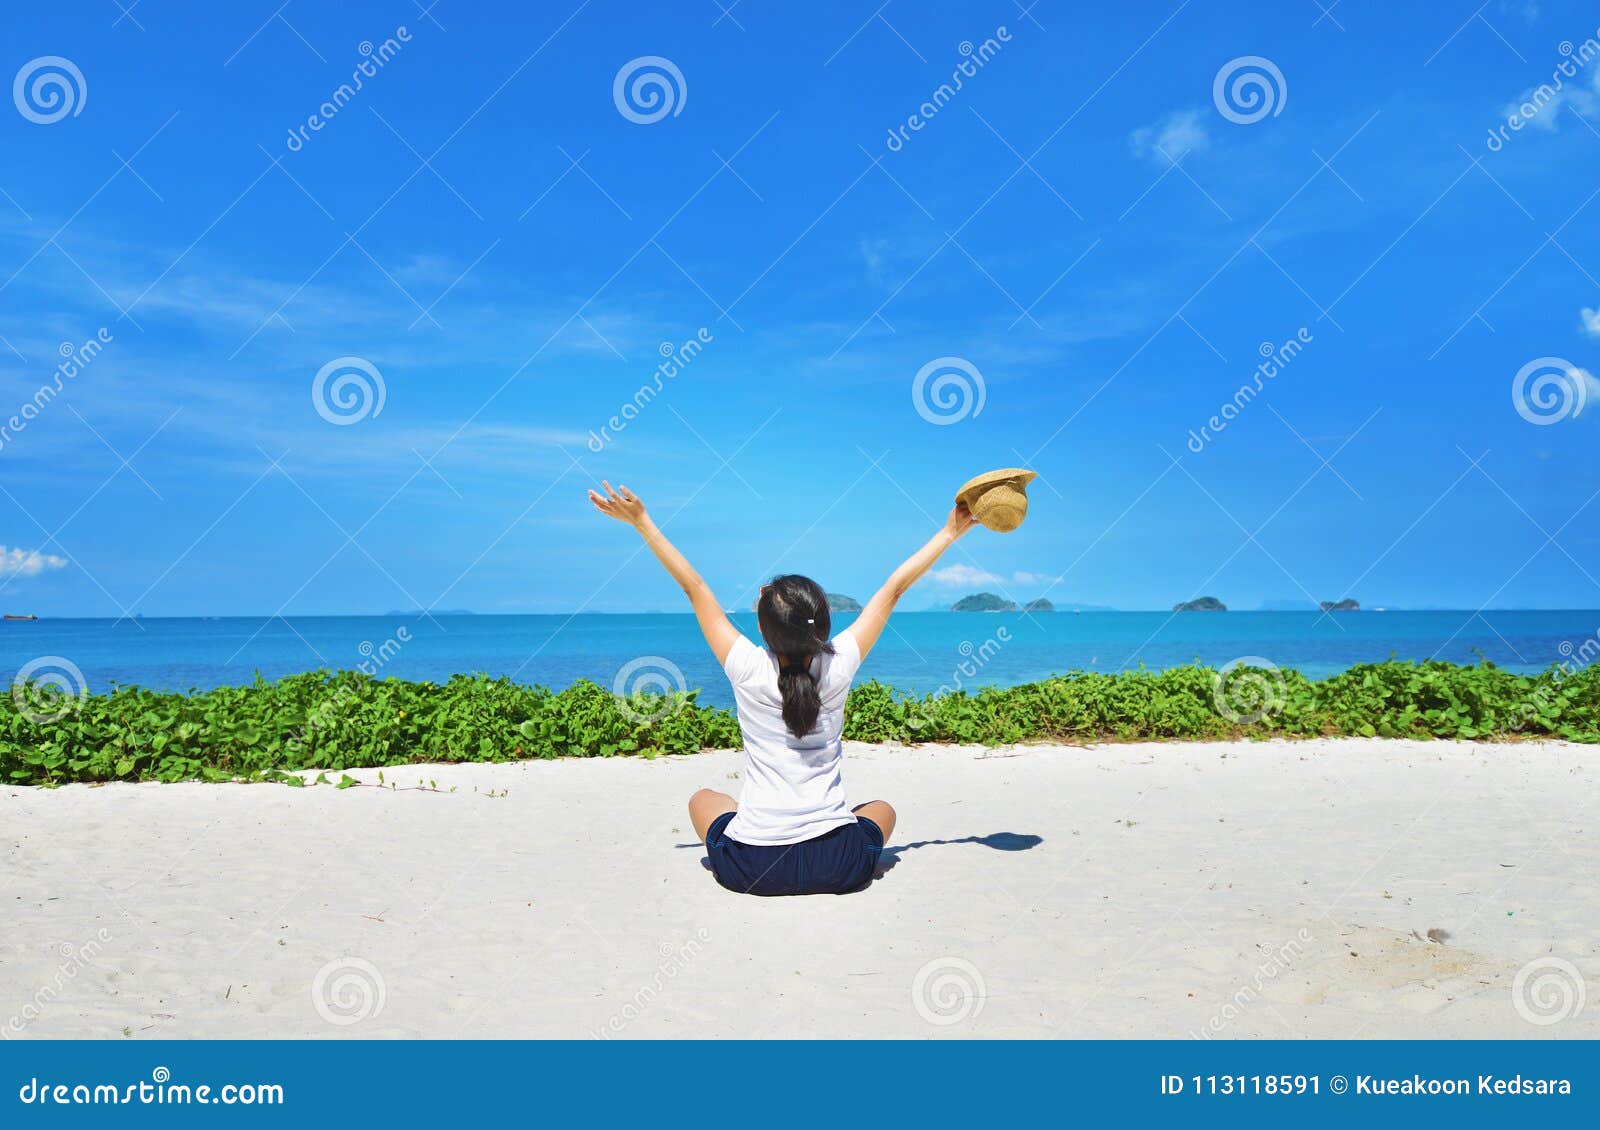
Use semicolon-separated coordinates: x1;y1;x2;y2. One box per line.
943;500;980;541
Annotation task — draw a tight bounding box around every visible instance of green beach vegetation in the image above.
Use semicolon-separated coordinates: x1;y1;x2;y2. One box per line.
3;659;1597;786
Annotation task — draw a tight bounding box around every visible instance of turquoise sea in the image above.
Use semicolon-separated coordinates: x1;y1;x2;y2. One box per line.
2;610;1596;711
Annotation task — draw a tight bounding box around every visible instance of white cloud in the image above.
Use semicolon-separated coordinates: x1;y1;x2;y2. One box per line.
0;546;68;579
1580;307;1600;338
1499;69;1600;133
1130;110;1209;164
1012;570;1062;586
927;563;1002;587
1579;367;1600;416
926;565;1063;589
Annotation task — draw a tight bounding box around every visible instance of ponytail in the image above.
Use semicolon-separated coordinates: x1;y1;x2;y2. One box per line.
757;575;834;738
777;658;824;739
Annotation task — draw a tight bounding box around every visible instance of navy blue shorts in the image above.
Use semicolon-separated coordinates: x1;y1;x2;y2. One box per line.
705;812;884;896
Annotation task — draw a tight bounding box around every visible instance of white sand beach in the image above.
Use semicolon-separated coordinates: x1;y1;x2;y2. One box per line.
3;738;1596;1040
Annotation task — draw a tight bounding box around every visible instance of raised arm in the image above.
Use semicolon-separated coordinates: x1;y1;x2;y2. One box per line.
588;481;741;664
847;501;980;661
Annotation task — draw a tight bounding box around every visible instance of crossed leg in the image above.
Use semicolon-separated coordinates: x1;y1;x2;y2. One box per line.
688;788;738;842
851;799;897;843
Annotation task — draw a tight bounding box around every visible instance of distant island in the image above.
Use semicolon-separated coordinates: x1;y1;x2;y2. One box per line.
1023;598;1055;612
826;593;862;612
952;592;1018;612
1319;598;1360;612
1172;596;1227;612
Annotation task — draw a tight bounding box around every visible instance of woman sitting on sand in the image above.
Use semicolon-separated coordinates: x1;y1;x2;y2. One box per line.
588;480;980;895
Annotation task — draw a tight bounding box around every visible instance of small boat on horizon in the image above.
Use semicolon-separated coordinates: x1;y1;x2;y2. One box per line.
4;614;39;621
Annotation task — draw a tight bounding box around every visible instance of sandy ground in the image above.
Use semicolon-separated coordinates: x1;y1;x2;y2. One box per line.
3;738;1597;1040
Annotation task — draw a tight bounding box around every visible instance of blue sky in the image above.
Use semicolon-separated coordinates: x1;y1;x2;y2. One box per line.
2;0;1599;616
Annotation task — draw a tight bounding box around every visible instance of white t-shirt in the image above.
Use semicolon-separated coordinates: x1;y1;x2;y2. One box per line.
721;630;863;845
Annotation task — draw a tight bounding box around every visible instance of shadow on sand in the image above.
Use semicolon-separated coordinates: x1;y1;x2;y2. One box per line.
876;831;1043;876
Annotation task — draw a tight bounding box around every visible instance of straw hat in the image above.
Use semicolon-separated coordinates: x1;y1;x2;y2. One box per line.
955;467;1038;532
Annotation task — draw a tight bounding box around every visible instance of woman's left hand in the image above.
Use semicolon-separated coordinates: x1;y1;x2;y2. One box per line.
588;480;649;528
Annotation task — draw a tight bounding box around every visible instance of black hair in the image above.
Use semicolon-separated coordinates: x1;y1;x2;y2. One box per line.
757;574;834;738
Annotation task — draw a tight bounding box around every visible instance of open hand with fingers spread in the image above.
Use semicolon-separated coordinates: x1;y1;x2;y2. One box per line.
588;480;649;529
